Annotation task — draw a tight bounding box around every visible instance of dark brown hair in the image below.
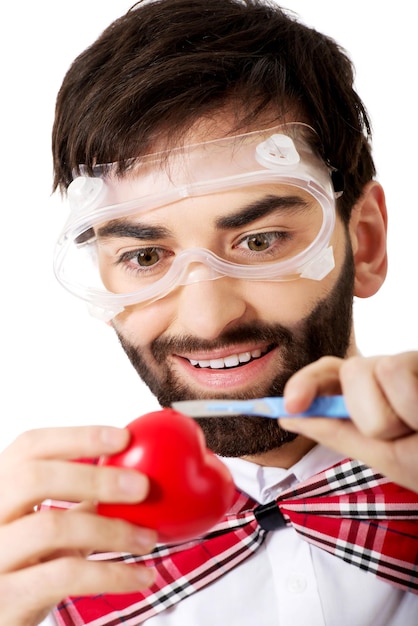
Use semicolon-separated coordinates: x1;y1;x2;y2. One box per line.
52;0;375;221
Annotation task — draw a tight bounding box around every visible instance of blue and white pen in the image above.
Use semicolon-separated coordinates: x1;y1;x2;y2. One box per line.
172;395;349;419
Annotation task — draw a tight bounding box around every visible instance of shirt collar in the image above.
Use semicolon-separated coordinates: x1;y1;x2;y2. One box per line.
221;445;345;504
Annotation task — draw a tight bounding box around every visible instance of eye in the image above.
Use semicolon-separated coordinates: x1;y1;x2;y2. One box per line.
245;233;273;252
237;231;289;253
117;246;170;272
135;247;160;267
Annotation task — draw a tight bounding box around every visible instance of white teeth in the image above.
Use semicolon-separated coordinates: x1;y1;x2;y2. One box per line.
209;358;225;369
189;349;265;369
224;354;240;367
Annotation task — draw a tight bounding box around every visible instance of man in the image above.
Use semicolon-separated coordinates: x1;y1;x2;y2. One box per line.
0;1;417;624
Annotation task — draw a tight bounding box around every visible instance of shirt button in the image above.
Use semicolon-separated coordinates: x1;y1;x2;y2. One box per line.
286;573;307;593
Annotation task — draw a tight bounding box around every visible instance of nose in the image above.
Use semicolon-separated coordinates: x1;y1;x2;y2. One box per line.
175;277;247;340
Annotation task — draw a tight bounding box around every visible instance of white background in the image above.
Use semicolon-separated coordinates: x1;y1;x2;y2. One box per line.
1;1;416;450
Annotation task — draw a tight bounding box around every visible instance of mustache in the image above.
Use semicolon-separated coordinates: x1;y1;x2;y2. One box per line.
151;322;293;363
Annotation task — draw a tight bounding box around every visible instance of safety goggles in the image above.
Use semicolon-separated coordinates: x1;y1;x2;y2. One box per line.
53;123;342;320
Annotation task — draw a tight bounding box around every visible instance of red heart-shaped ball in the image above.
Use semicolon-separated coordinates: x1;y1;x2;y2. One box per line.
97;408;235;542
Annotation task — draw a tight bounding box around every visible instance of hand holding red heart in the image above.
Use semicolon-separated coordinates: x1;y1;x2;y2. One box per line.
97;409;235;542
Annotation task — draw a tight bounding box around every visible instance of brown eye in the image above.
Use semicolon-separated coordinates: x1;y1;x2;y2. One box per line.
246;234;271;251
136;248;160;267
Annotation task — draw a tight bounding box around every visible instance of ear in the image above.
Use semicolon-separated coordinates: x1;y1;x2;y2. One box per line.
348;181;388;298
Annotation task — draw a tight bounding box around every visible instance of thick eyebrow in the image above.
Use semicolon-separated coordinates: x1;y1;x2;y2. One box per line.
97;221;171;240
96;194;311;241
215;194;311;229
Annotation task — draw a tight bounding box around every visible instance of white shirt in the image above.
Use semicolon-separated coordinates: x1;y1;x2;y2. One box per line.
41;445;418;625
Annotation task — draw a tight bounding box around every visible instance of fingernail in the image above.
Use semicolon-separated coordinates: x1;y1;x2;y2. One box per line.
136;566;157;587
283;390;298;408
134;528;157;552
118;470;148;499
100;427;129;451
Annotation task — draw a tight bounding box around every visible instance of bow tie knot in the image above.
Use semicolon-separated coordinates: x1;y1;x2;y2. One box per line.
254;500;288;530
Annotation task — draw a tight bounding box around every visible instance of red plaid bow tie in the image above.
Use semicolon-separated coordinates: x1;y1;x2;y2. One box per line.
52;458;418;625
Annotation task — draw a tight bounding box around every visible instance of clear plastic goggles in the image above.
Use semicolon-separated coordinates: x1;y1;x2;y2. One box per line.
53;123;341;320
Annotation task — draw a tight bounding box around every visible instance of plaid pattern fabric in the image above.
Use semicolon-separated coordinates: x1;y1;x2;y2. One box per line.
48;458;418;625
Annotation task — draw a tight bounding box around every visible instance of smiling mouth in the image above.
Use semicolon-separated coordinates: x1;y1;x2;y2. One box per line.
187;346;273;370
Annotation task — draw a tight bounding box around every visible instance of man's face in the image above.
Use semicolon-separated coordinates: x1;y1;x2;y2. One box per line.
108;176;355;457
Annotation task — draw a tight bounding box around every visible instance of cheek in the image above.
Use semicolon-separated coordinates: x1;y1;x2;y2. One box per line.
240;280;331;325
279;227;349;322
238;227;348;324
113;301;173;347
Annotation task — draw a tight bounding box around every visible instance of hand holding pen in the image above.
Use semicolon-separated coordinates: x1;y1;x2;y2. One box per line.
279;353;418;493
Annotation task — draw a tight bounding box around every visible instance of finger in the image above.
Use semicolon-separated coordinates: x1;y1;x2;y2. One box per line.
1;425;130;463
374;352;418;429
279;416;370;456
340;357;410;439
0;556;156;624
0;461;150;522
0;509;157;572
283;356;344;413
278;416;418;493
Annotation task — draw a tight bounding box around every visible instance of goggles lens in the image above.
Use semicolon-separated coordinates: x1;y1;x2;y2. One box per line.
54;123;338;319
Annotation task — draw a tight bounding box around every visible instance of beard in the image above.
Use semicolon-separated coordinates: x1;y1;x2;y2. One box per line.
114;244;355;457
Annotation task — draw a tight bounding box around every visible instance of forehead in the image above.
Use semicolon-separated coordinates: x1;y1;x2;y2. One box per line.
118;183;316;223
89;124;322;206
